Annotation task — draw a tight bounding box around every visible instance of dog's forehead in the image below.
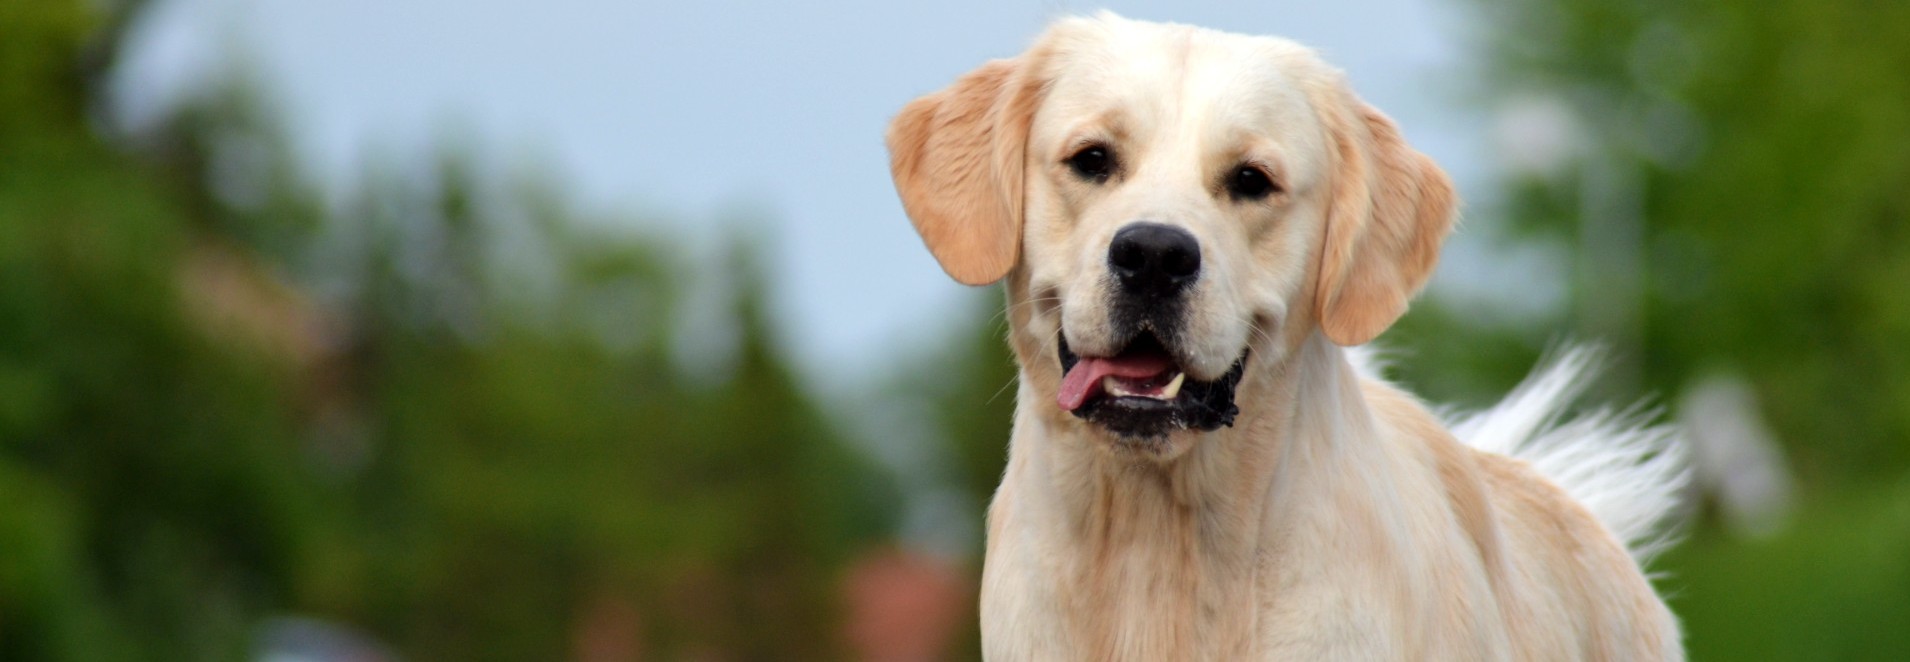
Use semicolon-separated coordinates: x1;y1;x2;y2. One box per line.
1036;16;1332;163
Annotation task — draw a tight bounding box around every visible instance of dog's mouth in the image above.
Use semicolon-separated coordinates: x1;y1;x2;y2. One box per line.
1057;332;1248;439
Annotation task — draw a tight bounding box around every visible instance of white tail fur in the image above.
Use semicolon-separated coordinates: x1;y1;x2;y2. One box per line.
1352;346;1691;561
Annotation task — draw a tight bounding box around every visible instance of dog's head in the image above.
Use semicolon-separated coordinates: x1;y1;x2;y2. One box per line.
888;14;1454;456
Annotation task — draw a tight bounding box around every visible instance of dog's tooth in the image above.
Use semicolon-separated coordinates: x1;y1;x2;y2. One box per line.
1102;375;1131;397
1160;372;1186;399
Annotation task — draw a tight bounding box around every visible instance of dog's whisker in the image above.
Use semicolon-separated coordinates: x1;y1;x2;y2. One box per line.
988;296;1063;326
985;372;1019;406
1232;313;1279;349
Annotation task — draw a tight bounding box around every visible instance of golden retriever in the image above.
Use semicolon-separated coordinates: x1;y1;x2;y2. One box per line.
885;13;1686;661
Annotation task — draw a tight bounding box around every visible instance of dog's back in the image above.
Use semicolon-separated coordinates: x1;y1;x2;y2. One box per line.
1357;347;1688;659
1441;348;1688;561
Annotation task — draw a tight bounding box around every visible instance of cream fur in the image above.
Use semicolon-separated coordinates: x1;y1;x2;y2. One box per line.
887;13;1685;661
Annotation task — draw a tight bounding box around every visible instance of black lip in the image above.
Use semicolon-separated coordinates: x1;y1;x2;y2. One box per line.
1058;333;1248;440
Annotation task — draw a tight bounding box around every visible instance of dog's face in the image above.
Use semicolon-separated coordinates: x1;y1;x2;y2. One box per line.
889;14;1454;456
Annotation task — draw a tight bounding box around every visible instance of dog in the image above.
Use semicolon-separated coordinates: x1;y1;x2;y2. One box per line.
885;13;1687;661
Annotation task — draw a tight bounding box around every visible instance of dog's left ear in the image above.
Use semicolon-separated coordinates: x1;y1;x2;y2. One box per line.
886;51;1048;286
1313;86;1457;346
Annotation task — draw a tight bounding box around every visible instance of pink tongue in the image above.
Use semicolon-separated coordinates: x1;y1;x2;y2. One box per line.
1058;353;1176;411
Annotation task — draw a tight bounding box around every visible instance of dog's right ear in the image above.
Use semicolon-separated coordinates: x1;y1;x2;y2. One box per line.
886;53;1047;286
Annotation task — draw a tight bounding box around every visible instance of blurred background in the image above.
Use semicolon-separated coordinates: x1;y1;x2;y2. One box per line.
2;0;1906;659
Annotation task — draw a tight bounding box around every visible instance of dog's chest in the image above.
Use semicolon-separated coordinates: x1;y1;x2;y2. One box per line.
984;529;1467;661
980;481;1501;661
1083;540;1253;658
982;487;1267;659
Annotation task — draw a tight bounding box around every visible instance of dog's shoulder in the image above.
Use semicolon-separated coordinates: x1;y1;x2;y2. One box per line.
1358;377;1507;563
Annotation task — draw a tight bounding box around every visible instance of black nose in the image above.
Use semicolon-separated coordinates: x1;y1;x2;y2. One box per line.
1108;222;1200;294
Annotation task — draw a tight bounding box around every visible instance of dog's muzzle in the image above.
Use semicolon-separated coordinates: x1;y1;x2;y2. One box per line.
1057;332;1247;440
1054;222;1248;439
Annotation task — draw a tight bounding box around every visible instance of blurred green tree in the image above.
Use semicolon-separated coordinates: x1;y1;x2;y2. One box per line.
1468;0;1910;481
2;3;327;659
0;1;899;660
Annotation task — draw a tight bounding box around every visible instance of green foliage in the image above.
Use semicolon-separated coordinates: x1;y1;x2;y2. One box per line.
1660;479;1910;660
0;0;92;139
312;174;898;660
0;2;898;659
896;305;1018;513
1471;0;1910;481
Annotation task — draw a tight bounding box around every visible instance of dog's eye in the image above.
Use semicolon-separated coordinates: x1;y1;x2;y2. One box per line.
1067;145;1116;182
1227;164;1279;201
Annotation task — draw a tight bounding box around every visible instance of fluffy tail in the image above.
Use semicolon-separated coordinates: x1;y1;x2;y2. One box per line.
1443;347;1691;561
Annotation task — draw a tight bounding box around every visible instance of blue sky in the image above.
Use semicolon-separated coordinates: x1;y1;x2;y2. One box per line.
114;0;1541;390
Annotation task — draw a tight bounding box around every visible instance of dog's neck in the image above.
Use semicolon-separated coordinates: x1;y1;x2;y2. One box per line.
995;332;1388;654
1013;332;1372;540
